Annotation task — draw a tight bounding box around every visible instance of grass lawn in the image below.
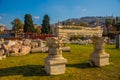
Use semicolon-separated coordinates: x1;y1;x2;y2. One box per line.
0;44;120;80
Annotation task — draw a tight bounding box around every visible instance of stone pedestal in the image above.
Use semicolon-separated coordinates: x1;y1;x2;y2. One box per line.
116;34;120;48
45;57;67;75
89;37;110;67
90;51;109;66
44;37;67;75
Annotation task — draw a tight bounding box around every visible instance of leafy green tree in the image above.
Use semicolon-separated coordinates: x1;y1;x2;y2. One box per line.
24;14;35;32
35;27;41;34
41;14;51;34
11;18;23;32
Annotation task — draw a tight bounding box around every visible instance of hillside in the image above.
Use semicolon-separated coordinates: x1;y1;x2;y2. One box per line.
58;16;115;27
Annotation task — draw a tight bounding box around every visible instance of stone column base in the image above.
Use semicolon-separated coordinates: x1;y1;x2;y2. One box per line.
89;52;109;67
44;57;67;75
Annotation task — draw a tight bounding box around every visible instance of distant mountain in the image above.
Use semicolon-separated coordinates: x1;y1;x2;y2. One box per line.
56;16;116;27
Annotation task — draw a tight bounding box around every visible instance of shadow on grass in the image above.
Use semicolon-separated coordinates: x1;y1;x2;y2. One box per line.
67;63;95;69
0;65;48;77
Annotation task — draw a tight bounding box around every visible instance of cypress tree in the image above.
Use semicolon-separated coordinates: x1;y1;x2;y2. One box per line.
41;14;51;34
24;14;35;32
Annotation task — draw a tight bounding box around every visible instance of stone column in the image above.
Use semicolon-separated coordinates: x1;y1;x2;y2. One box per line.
44;37;67;75
89;37;109;67
116;34;120;48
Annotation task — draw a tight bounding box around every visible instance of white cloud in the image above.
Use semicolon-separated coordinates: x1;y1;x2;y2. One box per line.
0;16;2;20
34;16;40;19
82;8;87;12
75;6;87;12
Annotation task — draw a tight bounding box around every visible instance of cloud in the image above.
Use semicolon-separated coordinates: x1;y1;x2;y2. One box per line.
0;16;2;20
34;16;40;19
82;8;87;12
75;6;87;12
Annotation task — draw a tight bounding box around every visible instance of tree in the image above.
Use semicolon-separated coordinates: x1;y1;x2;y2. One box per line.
80;22;88;27
116;16;119;22
105;18;113;36
105;18;113;28
35;27;41;34
41;14;51;34
114;22;120;31
11;18;23;32
24;14;35;32
66;20;73;26
114;17;120;31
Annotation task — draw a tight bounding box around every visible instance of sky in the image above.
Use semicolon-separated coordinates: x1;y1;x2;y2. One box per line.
0;0;120;29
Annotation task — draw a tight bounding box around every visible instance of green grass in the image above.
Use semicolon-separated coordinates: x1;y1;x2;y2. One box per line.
0;44;120;80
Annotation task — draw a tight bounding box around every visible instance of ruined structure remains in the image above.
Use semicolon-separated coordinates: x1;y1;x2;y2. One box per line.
44;37;67;75
52;25;103;38
89;37;109;67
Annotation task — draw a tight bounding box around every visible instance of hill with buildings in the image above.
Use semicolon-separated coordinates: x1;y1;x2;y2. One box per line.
57;16;118;27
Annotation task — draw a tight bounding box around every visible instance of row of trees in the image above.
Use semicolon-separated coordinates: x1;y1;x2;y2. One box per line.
104;17;120;38
11;14;51;34
105;17;120;31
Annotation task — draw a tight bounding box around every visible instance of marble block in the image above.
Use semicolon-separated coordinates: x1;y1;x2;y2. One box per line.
90;52;109;67
45;57;67;75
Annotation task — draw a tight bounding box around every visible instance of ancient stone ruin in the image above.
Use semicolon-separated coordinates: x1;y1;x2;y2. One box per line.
0;39;47;60
44;37;67;75
52;25;103;39
89;37;109;67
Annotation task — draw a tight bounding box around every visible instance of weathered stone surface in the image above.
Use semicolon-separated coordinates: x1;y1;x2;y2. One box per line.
42;47;48;53
31;41;38;49
89;37;109;67
4;40;16;46
23;39;31;46
71;39;93;45
19;45;31;55
53;25;103;39
0;49;6;60
10;44;20;53
10;47;19;54
90;53;109;66
62;47;71;52
0;49;4;55
45;37;67;75
31;47;43;53
45;58;67;75
38;40;45;47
